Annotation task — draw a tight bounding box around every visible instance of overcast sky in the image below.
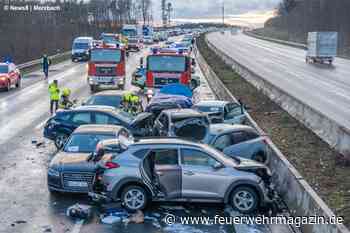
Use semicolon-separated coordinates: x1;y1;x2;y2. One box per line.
153;0;281;18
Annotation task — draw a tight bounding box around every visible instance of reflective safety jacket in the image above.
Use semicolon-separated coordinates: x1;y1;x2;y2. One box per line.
49;83;60;101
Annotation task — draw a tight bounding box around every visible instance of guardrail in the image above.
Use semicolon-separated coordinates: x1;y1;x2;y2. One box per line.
195;37;350;233
243;31;307;50
17;51;71;70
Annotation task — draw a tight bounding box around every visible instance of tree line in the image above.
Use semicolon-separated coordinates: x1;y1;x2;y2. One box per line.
264;0;350;56
0;0;152;63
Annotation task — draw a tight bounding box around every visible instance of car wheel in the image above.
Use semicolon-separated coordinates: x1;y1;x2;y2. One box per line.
6;80;11;91
90;85;97;93
16;77;21;88
231;186;259;214
252;152;266;163
121;185;148;211
54;133;69;149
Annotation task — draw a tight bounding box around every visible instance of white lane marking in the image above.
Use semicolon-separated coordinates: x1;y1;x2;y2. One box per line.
35;117;49;130
70;220;84;233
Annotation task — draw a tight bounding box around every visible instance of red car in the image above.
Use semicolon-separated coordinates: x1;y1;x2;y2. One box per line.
0;62;21;91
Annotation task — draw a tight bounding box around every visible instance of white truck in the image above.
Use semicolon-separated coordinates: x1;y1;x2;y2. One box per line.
306;32;338;65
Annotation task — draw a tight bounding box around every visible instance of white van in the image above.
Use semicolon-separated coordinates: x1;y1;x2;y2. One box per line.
71;37;93;62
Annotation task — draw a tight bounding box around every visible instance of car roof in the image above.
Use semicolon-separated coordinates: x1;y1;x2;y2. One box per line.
209;124;256;135
92;90;128;97
74;105;117;113
195;100;229;107
73;124;123;134
162;109;206;118
132;138;202;148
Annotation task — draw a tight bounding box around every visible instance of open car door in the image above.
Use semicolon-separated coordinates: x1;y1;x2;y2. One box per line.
140;148;182;199
224;103;246;124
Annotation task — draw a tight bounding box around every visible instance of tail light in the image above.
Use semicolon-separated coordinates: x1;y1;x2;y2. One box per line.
88;63;96;76
105;162;120;169
116;63;124;75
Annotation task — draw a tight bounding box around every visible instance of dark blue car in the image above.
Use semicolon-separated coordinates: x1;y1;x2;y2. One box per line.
44;106;153;149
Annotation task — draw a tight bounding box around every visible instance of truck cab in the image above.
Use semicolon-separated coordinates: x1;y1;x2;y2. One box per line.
88;47;126;92
145;48;199;90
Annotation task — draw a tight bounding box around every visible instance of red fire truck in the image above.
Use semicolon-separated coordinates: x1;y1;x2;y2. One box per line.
145;48;199;89
88;47;126;92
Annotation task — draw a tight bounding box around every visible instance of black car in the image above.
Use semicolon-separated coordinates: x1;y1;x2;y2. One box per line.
44;106;153;149
48;124;129;193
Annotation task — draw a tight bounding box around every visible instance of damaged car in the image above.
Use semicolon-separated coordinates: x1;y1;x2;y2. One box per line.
97;138;275;213
193;100;246;124
153;109;210;141
203;124;269;163
44;106;153;149
47;124;131;193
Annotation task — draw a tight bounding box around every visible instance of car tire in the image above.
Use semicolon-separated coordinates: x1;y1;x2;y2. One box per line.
90;85;97;93
54;133;69;149
252;152;266;163
16;77;21;88
231;186;259;214
6;80;11;91
121;185;148;212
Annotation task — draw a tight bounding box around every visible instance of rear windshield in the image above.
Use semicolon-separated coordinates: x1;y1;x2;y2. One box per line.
195;105;223;113
64;134;114;153
73;42;89;50
102;36;117;44
148;55;186;72
91;49;121;62
86;95;123;108
0;65;8;73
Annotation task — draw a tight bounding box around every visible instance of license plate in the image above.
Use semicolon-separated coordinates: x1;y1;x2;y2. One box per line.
67;181;88;187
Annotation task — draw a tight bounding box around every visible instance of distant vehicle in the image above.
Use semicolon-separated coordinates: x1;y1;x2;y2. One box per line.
88;47;126;92
127;38;142;51
143;25;154;38
145;48;199;89
43;106;153;149
193;100;246;124
306;32;338;65
84;90;129;109
153;109;210;141
202;124;269;163
0;62;21;91
121;24;143;40
71;37;93;62
143;35;154;44
100;33;125;48
47;124;130;193
96;138;275;213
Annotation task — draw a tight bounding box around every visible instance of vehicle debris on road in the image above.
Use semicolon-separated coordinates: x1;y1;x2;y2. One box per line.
66;204;93;220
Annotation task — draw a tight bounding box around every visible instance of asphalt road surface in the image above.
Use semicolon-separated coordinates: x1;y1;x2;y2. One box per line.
0;43;292;233
207;32;350;130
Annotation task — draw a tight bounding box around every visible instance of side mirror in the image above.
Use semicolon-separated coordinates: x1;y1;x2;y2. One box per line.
94;148;105;162
86;152;94;162
212;161;224;170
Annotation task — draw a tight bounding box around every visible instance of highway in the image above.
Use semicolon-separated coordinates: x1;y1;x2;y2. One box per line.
207;32;350;130
0;43;294;233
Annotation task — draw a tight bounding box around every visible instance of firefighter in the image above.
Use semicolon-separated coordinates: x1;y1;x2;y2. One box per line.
59;88;74;109
48;80;60;115
122;92;141;114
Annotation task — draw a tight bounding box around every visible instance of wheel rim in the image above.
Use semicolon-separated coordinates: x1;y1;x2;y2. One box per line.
233;190;255;211
124;189;145;210
55;135;67;148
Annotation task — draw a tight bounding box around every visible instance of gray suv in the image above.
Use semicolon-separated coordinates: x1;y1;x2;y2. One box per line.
100;138;275;213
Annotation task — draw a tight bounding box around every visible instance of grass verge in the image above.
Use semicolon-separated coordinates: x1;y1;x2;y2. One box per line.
197;34;350;227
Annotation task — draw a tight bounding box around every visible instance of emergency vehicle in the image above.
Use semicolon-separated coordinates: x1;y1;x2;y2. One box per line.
87;45;126;92
145;47;199;89
0;62;21;91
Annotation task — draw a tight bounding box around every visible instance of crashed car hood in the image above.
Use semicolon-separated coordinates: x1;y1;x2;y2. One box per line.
173;118;209;141
50;152;112;172
131;112;153;126
235;157;269;170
